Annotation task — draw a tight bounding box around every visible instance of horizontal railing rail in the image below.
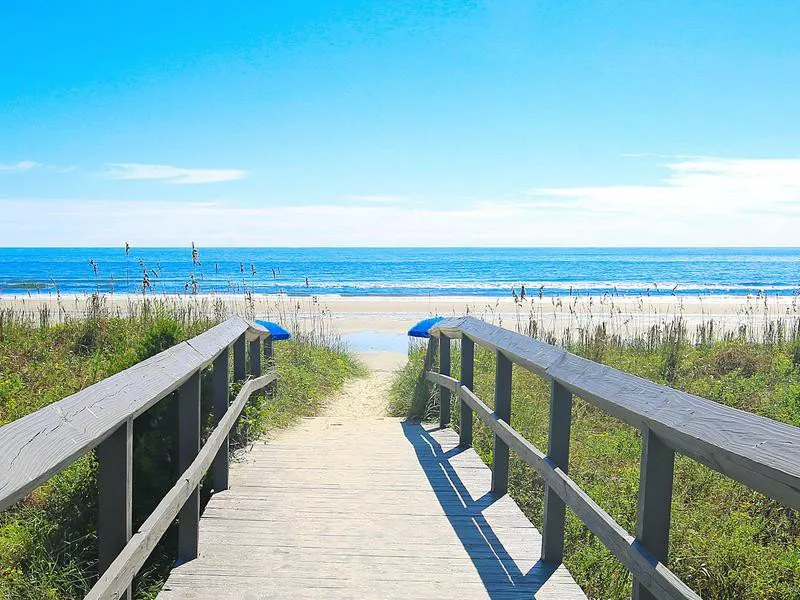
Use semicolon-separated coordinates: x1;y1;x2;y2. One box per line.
85;372;275;600
427;315;800;600
0;315;276;600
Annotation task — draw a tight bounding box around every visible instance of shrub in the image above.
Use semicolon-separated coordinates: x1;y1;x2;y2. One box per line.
709;346;769;377
138;318;183;361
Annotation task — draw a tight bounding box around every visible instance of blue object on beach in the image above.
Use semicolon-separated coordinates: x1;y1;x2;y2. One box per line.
407;316;445;338
255;320;291;340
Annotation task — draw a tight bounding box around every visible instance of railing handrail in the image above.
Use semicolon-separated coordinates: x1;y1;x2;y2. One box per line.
426;370;697;600
0;314;277;600
432;316;800;508
0;315;268;512
84;371;276;600
428;315;800;600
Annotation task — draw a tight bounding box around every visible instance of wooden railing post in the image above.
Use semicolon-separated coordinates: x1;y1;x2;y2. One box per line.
212;347;230;493
632;425;675;600
459;336;474;448
423;337;436;372
250;337;262;377
233;333;246;382
439;335;451;428
97;418;132;600
541;381;573;564
177;370;201;564
264;336;276;393
491;350;512;495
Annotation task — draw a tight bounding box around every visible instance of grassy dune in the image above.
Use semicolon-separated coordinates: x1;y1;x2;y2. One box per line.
391;324;800;599
0;302;363;599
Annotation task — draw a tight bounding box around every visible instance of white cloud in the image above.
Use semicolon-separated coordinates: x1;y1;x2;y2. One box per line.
103;163;246;184
530;156;800;217
0;160;41;173
3;156;799;246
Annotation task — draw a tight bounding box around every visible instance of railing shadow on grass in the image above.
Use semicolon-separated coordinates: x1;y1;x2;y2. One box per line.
401;420;559;598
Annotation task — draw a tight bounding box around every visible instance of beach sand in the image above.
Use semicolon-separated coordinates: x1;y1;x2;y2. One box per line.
2;292;798;342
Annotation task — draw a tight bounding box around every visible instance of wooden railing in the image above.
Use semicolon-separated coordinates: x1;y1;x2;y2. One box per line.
0;315;277;600
426;316;800;600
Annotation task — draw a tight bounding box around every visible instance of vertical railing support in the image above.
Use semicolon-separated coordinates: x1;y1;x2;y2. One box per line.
423;337;436;372
459;336;474;448
212;347;230;493
632;425;675;600
177;370;201;564
264;336;276;393
439;335;451;428
250;337;262;377
541;381;573;564
233;333;246;382
97;418;132;600
491;350;512;495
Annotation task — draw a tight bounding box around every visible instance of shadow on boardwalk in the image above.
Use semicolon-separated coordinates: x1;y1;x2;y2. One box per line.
402;421;560;599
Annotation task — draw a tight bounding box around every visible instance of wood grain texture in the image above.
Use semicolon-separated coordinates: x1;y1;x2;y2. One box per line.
541;381;572;565
432;316;800;509
157;416;586;599
0;316;268;512
97;418;133;600
633;426;676;600
426;371;699;600
85;371;276;600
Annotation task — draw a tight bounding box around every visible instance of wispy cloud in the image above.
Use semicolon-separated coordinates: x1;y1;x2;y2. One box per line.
4;156;800;246
103;163;246;184
531;156;800;217
0;160;41;173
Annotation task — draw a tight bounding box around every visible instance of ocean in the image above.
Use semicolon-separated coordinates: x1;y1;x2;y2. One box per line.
0;247;798;297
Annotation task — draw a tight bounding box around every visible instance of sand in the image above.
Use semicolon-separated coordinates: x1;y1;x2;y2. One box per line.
318;357;397;418
2;292;797;341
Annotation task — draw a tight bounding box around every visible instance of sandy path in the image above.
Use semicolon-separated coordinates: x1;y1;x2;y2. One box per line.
320;350;406;418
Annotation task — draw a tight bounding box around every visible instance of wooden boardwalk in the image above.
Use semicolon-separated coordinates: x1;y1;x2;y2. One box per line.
158;413;585;599
5;316;800;599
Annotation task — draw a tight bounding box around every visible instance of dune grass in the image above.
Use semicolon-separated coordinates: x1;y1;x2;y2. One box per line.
0;301;363;599
390;323;800;599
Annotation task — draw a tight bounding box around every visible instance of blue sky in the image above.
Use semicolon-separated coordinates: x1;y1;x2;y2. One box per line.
1;1;799;246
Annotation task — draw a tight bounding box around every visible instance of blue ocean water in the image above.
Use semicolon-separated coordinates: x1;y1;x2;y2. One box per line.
0;247;798;297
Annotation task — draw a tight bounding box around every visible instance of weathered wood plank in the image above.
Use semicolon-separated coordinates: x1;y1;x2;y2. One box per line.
158;415;585;599
0;316;263;511
541;381;572;565
97;418;132;600
633;426;676;600
433;316;800;510
432;375;699;600
84;371;276;600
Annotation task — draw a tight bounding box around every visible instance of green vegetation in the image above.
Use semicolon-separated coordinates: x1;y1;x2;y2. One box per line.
0;301;363;599
391;324;800;599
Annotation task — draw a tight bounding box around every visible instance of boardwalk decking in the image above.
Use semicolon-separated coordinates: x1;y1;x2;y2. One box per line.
158;414;585;599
